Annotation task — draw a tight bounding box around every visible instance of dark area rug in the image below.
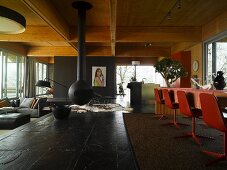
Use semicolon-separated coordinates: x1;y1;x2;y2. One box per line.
123;113;227;170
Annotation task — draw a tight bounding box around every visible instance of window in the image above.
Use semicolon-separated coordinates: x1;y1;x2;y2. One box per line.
0;49;24;98
116;65;165;95
36;62;48;95
204;32;227;85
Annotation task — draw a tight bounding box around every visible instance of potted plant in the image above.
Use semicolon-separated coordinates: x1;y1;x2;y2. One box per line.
154;58;188;87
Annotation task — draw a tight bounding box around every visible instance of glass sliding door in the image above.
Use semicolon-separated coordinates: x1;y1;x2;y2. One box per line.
0;51;2;97
0;50;24;98
18;56;24;97
6;53;17;98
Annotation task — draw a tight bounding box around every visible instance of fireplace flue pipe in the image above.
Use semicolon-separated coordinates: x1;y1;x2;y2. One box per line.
68;1;93;105
74;1;92;80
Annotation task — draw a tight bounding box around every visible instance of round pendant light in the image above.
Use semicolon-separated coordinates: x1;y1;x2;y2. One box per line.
0;6;26;34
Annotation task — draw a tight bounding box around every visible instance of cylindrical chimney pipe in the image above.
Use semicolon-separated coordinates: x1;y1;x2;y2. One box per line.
72;1;92;80
68;1;93;105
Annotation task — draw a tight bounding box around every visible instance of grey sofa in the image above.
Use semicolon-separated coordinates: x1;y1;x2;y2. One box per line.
0;97;49;118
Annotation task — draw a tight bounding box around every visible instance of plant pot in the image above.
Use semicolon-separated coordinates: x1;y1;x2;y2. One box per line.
52;105;71;119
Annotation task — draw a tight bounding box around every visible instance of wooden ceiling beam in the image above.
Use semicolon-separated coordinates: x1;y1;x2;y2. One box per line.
0;26;64;42
21;0;77;49
0;26;110;43
27;46;77;57
109;0;117;56
116;46;171;57
117;26;202;42
27;46;112;57
86;46;111;56
70;26;111;42
0;42;27;56
171;42;199;54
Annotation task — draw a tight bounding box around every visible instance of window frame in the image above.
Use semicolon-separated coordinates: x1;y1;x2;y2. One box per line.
0;49;25;99
35;61;48;96
203;30;227;84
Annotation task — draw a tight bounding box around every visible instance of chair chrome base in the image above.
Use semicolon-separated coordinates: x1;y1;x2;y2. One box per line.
202;151;227;166
175;132;215;145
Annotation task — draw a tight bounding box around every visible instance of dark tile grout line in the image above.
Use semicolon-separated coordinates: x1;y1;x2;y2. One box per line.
73;119;97;170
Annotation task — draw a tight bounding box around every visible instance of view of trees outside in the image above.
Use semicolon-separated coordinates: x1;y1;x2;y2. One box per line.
36;62;47;95
6;54;17;97
116;66;165;95
207;42;227;85
0;50;24;98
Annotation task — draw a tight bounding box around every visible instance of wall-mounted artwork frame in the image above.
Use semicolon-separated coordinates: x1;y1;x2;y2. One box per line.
92;66;106;87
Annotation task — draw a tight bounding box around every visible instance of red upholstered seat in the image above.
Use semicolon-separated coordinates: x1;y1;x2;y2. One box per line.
176;91;213;145
200;93;227;166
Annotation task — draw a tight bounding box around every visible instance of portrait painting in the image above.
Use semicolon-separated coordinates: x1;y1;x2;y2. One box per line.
92;66;106;87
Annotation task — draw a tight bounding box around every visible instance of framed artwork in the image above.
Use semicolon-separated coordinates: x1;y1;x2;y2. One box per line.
92;66;106;87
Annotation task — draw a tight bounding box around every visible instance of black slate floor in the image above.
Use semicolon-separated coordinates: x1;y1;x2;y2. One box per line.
0;95;155;170
0;110;141;170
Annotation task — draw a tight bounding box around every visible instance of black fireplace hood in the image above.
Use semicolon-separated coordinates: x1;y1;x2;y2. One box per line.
68;1;93;105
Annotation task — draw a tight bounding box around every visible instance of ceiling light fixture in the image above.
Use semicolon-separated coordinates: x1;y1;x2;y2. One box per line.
145;42;152;47
167;12;172;20
177;0;182;9
0;6;26;34
159;0;181;24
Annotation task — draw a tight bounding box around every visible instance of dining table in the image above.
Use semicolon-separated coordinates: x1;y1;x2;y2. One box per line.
165;88;227;109
155;87;227;115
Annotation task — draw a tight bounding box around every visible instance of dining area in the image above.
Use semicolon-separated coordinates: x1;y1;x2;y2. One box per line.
154;87;227;166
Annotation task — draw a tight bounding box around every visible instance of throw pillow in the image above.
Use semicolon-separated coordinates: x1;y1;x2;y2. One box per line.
31;99;37;108
10;100;16;107
15;99;20;107
19;98;35;108
32;98;47;109
0;99;11;108
32;98;40;109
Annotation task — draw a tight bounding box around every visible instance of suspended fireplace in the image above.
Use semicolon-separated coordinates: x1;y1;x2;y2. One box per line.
68;1;93;105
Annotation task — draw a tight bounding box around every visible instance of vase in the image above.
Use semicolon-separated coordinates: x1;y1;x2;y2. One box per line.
52;105;71;119
213;71;226;90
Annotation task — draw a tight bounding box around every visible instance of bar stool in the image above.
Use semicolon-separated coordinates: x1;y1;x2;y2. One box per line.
154;88;165;120
176;91;213;145
200;93;227;166
162;89;187;128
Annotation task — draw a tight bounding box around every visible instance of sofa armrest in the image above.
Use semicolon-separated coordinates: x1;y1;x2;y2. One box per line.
38;101;49;117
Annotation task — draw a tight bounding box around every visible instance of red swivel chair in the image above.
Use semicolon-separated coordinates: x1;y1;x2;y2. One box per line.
162;89;187;128
154;88;165;120
176;91;213;145
200;93;227;166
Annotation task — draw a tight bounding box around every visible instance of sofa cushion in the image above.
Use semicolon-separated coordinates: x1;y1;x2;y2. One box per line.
0;113;30;129
0;107;17;113
17;108;39;118
19;98;35;108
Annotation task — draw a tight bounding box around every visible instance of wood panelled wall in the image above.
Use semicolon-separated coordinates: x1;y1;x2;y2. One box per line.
187;43;203;83
171;51;191;88
115;57;157;65
202;11;227;41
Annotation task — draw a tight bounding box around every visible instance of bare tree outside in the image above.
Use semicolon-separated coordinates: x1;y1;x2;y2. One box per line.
116;66;132;95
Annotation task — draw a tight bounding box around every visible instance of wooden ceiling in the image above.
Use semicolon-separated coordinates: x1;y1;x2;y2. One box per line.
0;0;227;58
